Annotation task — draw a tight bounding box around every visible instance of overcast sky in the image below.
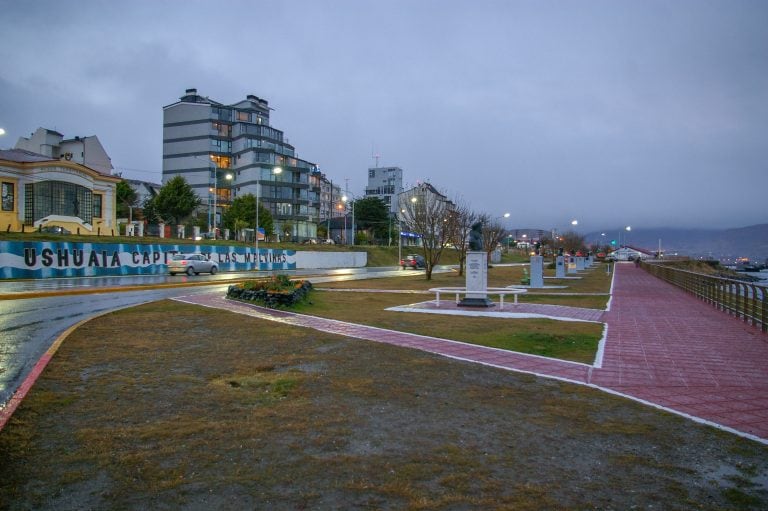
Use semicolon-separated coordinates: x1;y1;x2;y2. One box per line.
1;0;766;231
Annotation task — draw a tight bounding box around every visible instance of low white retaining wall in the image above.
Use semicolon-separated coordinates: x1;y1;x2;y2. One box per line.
295;251;367;269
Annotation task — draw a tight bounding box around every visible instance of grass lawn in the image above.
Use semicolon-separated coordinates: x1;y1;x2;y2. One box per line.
293;291;604;364
0;301;765;510
321;263;614;296
297;263;612;363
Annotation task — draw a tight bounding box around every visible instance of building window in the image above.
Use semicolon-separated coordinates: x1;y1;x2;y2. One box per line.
93;194;103;218
237;111;250;122
211;139;232;152
1;182;14;211
24;181;93;225
210;155;231;168
369;169;376;178
212;122;231;137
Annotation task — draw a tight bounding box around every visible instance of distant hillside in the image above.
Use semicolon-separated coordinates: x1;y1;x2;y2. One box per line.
585;224;768;262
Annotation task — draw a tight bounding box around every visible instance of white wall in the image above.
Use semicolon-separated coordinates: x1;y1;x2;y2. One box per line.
295;251;367;269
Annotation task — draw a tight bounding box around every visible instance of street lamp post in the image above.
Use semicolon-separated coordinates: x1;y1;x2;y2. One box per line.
337;203;347;244
398;207;406;267
208;160;216;233
501;212;510;252
256;166;282;253
209;162;233;238
341;193;357;246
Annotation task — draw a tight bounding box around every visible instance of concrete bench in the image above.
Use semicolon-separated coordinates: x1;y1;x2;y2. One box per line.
429;287;527;307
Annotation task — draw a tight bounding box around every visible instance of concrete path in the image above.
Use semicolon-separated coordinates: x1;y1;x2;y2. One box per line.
175;263;768;443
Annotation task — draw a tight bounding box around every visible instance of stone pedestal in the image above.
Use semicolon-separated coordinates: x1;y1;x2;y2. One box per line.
193;226;201;239
158;223;165;238
567;256;577;274
125;223;135;236
136;222;144;237
555;255;566;278
576;256;585;271
530;256;544;288
459;251;494;307
176;225;186;239
224;228;230;240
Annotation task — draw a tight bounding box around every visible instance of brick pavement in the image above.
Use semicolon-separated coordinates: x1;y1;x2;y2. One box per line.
593;263;768;441
176;263;768;443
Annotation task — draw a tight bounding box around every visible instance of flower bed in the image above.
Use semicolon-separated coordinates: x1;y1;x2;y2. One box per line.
227;274;313;308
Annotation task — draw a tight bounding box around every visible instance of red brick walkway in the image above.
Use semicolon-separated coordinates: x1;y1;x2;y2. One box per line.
176;264;768;443
593;264;768;441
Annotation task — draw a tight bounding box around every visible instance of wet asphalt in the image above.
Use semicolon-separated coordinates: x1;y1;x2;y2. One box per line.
0;266;417;410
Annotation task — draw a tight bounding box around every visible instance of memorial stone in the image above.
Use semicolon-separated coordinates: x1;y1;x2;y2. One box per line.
555;255;566;278
459;251;494;307
530;255;544;288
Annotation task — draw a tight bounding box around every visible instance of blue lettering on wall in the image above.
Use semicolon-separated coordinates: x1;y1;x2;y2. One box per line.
0;241;297;279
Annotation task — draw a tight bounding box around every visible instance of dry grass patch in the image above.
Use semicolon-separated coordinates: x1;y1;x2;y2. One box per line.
1;301;766;510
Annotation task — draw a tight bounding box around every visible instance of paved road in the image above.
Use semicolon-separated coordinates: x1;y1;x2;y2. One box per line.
0;286;230;408
0;266;423;411
0;266;408;296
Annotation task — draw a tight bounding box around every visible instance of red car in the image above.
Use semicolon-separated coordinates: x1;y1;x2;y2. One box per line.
400;254;426;269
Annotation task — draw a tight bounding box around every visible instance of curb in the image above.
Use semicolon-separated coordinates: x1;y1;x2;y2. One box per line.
0;316;90;432
0;277;267;301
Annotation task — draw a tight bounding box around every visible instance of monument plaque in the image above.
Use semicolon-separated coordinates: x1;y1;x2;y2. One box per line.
530;255;544;288
459;251;494;307
459;222;494;307
556;255;566;278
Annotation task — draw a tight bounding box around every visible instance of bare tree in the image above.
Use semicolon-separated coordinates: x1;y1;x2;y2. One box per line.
559;231;587;254
399;183;454;280
478;213;507;262
446;198;476;276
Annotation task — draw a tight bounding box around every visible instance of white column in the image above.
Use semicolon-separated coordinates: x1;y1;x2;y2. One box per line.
530;255;544;288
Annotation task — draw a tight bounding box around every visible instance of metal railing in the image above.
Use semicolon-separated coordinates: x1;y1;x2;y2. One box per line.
642;262;767;332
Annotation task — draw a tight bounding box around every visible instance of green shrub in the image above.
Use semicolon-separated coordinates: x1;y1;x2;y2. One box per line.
228;275;313;308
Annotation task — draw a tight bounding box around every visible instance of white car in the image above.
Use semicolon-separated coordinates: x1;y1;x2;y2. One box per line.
168;253;218;276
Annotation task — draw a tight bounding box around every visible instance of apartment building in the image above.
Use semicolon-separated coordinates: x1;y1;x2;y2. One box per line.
15;127;114;175
311;169;342;223
162;88;319;241
365;166;403;215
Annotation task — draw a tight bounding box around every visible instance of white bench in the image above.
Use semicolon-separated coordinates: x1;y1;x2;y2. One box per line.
429;287;527;307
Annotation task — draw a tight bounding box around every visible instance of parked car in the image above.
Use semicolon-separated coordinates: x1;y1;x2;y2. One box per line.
168;253;218;276
40;225;71;235
400;254;426;269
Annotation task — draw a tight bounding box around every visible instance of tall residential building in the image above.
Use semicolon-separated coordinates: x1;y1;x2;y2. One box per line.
310;169;342;223
365;166;403;215
162;88;318;241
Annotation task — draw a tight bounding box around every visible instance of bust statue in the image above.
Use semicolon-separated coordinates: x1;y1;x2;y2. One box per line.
469;221;483;251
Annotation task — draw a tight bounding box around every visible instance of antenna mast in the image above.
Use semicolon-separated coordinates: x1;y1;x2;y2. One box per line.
371;142;381;168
